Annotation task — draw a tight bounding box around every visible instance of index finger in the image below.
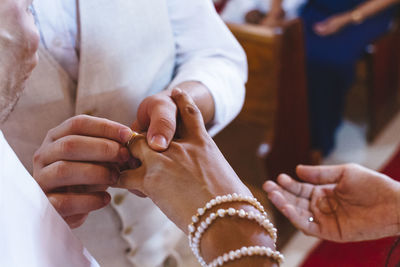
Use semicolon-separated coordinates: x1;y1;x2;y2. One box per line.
296;165;345;185
45;115;133;144
170;88;206;139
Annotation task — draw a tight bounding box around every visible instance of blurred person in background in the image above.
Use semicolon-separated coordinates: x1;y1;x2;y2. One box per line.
219;0;399;157
219;0;306;24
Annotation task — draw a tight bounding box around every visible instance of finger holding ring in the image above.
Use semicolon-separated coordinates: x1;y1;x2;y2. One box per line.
126;131;144;148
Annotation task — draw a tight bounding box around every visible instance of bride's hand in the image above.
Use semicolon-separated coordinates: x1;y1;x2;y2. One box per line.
116;88;252;232
263;164;400;242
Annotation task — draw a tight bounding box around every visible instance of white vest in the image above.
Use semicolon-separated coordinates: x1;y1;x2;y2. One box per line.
1;1;194;266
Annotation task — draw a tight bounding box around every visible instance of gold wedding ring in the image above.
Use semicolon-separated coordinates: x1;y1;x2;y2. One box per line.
126;131;143;148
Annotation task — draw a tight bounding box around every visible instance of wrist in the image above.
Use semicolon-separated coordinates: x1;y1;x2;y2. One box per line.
349;9;364;24
200;203;276;263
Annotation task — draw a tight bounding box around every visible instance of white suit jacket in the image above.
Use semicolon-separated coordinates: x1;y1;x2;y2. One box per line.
0;131;99;267
1;0;246;266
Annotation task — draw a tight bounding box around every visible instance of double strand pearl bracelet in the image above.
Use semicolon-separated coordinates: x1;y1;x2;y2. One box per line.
208;246;284;267
187;194;283;266
189;208;279;266
188;193;270;237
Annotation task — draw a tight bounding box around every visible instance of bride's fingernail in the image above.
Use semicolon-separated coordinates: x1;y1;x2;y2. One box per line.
171;87;183;97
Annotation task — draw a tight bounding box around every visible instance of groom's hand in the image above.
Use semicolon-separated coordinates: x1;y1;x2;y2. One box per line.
33;115;133;228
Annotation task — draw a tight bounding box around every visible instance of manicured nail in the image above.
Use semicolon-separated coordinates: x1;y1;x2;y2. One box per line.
120;128;133;144
150;135;168;150
171;87;183;97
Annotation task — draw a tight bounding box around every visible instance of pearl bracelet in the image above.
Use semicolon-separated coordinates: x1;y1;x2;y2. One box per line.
188;193;268;237
208;246;284;267
189;208;279;266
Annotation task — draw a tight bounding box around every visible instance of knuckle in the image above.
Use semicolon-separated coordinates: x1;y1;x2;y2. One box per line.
46;127;57;141
49;195;68;214
54;161;69;180
68;115;88;132
58;137;77;157
99;141;118;158
184;103;201;116
32;149;42;164
344;163;359;173
169;142;185;154
155;117;175;133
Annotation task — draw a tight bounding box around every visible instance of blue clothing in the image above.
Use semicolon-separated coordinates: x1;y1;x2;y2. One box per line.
300;0;395;155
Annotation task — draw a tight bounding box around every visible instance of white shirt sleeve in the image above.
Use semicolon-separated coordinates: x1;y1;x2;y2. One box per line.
167;0;248;136
0;131;99;267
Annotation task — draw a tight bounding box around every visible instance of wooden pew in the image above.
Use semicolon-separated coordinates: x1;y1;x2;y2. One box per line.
364;14;400;141
214;19;314;187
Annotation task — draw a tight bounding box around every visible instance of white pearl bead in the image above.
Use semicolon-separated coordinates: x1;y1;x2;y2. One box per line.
217;257;223;265
235;249;241;257
198;208;205;216
223;253;229;262
248;247;254;256
266;249;272;257
229;251;236;260
241;246;248;254
188;224;195;233
206;217;212;224
228;208;236;215
217;209;225;217
201;221;207;229
232;193;238;198
210;199;216;206
210;213;217;220
206;203;212;209
192;215;199;223
227;194;233;201
238;209;246;218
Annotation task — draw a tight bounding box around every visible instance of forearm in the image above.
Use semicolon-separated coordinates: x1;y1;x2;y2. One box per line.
348;0;398;23
170;81;215;126
269;0;283;17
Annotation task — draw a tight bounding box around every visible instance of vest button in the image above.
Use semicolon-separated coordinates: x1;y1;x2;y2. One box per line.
82;109;96;116
113;194;125;205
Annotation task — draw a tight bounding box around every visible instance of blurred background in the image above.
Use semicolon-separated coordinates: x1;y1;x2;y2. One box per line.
211;0;400;266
